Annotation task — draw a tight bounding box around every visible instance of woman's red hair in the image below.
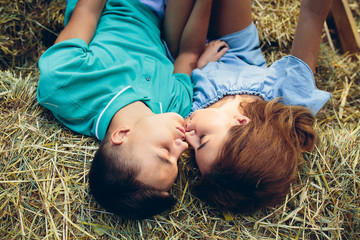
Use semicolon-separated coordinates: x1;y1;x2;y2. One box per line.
194;99;315;213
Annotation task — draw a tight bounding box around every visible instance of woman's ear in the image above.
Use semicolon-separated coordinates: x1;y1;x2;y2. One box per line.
111;127;131;145
234;113;250;125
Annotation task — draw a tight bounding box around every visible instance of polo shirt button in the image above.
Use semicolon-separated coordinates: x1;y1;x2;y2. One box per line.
145;77;150;81
144;96;148;99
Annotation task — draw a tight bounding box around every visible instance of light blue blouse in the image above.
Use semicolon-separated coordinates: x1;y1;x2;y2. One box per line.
189;23;331;116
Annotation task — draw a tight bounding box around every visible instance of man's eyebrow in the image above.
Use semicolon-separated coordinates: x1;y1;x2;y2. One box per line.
159;156;172;165
197;139;209;151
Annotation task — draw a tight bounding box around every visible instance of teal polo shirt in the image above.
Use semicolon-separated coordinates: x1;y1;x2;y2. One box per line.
37;0;193;140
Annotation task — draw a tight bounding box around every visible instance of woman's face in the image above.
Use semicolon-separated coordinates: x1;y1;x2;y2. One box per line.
185;108;250;174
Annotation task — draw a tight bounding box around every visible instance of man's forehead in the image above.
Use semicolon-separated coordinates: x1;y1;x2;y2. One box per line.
137;162;176;191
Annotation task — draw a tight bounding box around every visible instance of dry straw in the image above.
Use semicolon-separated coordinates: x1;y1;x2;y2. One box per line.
1;0;359;239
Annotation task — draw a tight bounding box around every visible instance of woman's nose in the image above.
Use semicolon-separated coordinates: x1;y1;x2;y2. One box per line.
184;130;197;146
185;130;196;137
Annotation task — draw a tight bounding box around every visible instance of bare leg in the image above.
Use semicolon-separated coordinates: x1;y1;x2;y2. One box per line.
208;0;252;39
291;0;333;72
173;0;213;75
163;0;195;58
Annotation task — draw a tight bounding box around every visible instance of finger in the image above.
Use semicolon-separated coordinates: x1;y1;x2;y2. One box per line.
214;40;228;48
216;46;229;58
208;40;218;45
216;42;229;53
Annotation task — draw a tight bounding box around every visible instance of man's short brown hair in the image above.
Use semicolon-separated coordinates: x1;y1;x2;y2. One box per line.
89;133;176;219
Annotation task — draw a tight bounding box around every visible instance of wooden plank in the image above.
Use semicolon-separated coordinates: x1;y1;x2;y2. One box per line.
329;0;360;53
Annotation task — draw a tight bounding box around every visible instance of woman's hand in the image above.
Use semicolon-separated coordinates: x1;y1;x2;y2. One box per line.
197;40;229;69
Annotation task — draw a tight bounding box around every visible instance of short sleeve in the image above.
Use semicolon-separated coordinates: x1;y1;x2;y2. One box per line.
36;39;98;137
268;55;331;115
37;38;89;99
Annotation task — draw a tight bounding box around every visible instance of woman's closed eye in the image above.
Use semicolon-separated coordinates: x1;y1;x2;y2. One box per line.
197;135;208;150
199;134;205;143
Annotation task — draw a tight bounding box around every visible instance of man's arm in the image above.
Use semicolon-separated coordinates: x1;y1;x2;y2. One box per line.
291;0;333;72
171;0;213;76
55;0;107;45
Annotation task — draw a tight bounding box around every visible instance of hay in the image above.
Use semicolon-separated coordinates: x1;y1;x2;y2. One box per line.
253;0;301;50
0;0;65;71
1;0;360;239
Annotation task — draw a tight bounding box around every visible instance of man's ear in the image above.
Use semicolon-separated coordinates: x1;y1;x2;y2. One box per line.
234;113;250;125
159;191;171;197
111;127;131;145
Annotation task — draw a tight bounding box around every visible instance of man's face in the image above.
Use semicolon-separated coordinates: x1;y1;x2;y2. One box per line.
125;112;188;191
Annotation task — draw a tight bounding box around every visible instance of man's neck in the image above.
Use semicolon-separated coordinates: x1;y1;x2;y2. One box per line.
107;101;152;133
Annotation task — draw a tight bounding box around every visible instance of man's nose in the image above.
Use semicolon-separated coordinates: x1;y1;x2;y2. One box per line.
173;139;188;157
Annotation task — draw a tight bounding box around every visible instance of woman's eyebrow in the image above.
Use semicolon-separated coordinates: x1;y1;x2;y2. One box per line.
197;139;209;150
